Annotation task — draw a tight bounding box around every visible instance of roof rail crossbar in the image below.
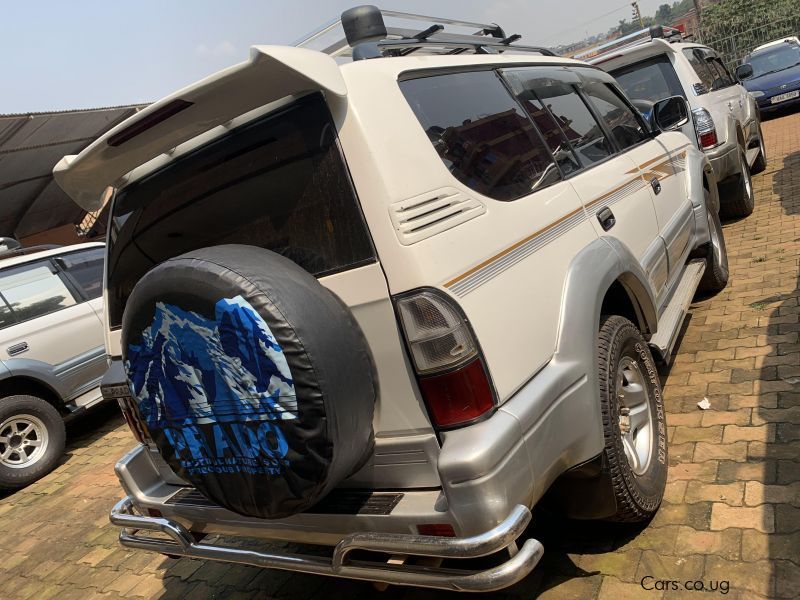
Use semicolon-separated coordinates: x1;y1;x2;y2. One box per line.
377;39;555;56
295;6;551;59
574;25;683;61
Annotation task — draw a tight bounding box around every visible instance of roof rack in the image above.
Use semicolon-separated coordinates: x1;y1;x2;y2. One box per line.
294;5;554;60
574;25;683;62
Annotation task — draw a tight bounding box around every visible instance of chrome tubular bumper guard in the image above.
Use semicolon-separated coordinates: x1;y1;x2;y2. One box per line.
110;497;544;592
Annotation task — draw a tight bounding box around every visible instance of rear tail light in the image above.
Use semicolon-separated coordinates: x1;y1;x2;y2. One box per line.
117;397;148;444
417;523;456;537
692;108;719;149
395;289;496;428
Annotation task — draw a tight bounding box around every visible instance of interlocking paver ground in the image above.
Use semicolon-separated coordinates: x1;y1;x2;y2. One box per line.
2;111;799;599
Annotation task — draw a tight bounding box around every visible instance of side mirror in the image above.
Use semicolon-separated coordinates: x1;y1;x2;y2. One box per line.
735;64;754;81
652;96;689;132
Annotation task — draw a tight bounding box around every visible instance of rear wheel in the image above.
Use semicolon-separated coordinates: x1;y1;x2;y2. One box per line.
751;121;767;175
597;316;667;522
0;395;65;490
720;148;754;219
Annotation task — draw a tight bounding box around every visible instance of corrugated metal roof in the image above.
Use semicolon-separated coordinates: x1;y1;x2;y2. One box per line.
0;104;147;238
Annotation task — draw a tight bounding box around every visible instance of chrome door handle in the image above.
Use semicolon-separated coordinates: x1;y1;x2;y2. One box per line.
7;342;28;356
650;178;662;195
596;207;616;231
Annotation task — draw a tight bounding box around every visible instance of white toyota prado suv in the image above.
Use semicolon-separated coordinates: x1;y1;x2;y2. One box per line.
54;7;729;593
582;26;767;219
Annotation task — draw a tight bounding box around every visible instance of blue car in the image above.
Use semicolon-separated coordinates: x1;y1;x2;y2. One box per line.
736;41;800;114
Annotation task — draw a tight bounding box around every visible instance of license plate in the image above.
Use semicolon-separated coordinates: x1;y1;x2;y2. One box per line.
771;90;799;104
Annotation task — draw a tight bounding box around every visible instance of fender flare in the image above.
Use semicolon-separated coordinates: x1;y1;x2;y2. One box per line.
0;359;66;403
556;237;657;361
541;237;659;518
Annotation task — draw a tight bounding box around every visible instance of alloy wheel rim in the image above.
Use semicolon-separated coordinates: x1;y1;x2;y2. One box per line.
0;415;49;468
742;152;753;201
616;357;654;476
709;210;728;279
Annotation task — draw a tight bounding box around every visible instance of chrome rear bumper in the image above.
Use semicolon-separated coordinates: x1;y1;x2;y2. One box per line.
109;497;544;592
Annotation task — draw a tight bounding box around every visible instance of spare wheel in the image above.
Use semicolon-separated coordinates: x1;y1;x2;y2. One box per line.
122;245;376;519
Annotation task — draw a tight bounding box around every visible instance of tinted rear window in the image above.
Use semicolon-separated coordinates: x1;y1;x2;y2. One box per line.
400;70;560;201
56;247;104;300
0;261;77;326
610;55;685;104
107;93;375;328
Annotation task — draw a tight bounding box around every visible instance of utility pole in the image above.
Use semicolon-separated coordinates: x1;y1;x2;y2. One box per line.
693;0;702;24
631;2;644;29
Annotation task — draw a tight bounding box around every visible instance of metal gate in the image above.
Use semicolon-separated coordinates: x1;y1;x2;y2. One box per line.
698;5;800;68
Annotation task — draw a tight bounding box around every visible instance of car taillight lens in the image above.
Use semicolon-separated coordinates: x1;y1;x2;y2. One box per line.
418;358;494;427
417;523;456;537
395;289;496;428
692;108;718;149
117;397;147;443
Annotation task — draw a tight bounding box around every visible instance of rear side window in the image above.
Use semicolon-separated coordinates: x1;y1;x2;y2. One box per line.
503;70;582;176
682;49;716;91
400;70;560;201
527;79;614;167
56;248;104;300
0;262;77;326
610;55;685;103
707;58;734;89
582;82;648;150
107;93;375;328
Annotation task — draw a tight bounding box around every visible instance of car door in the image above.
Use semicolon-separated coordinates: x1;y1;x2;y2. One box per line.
504;68;664;299
0;253;105;400
580;78;696;307
704;52;748;128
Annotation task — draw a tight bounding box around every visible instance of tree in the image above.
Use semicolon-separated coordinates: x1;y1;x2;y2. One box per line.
654;4;673;25
700;0;800;67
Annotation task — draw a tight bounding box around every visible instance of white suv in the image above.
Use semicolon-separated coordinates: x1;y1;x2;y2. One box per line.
584;26;767;219
54;7;728;592
0;242;106;489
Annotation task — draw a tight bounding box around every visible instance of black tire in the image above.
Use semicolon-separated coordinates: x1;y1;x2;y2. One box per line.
597;316;667;522
122;245;376;519
750;121;767;175
698;194;729;294
719;148;754;219
0;395;66;490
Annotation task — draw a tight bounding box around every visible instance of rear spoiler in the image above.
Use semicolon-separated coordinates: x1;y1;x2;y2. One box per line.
53;45;347;211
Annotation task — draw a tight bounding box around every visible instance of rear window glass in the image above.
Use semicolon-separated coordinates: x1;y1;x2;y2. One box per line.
56;248;104;300
400;70;560;201
582;82;648;150
0;262;77;325
610;55;685;104
529;79;614;167
107;93;375;328
503;70;582;177
682;49;716;91
707;58;734;89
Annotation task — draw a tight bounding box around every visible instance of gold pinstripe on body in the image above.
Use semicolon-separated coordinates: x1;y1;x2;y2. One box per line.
443;148;690;295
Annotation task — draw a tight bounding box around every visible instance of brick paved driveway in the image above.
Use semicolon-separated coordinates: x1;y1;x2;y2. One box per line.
2;112;799;600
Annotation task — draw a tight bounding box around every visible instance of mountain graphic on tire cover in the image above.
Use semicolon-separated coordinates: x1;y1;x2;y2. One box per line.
125;295;297;476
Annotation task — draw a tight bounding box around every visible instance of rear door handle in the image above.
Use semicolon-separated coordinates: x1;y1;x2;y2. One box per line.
650;178;662;195
596;207;616;231
7;342;28;356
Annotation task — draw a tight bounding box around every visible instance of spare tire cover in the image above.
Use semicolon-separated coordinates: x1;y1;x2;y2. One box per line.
122;245;376;519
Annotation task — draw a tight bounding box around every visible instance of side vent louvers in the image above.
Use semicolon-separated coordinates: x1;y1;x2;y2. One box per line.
390;188;486;245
